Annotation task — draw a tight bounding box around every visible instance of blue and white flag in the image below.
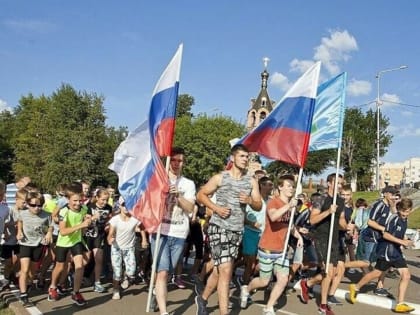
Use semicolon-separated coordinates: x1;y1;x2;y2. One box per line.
309;72;347;151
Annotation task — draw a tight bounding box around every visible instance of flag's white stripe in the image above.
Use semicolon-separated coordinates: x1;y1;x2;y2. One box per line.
152;43;183;95
281;61;320;99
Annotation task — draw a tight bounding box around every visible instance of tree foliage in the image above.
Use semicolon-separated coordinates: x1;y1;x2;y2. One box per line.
10;84;126;192
265;149;335;177
174;114;245;186
0;110;16;182
341;107;391;190
176;94;195;118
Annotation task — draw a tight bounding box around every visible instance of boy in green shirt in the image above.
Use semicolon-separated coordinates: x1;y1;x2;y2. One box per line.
48;183;93;306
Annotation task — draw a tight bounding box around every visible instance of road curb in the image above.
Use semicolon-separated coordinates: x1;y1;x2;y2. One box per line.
0;285;41;315
294;280;420;314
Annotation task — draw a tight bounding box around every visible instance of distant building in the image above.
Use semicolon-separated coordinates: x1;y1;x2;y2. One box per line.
402;157;420;187
379;157;420;188
379;162;404;188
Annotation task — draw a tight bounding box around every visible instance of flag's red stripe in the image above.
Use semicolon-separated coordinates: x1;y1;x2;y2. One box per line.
243;127;310;167
132;160;168;233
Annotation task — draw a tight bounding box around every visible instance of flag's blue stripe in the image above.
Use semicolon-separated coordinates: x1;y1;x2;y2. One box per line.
119;159;155;210
149;82;179;136
249;96;315;135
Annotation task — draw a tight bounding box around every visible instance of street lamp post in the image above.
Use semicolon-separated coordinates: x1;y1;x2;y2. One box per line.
375;65;408;192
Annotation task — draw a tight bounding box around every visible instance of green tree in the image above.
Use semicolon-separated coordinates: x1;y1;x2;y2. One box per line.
264;149;335;178
341;107;391;190
174;114;245;186
176;94;195;118
0;110;16;182
11;84;122;192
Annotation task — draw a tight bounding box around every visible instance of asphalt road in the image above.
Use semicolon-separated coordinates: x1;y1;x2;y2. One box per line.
6;248;420;315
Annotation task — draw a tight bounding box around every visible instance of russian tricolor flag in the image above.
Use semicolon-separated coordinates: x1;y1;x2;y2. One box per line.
240;61;321;168
109;44;183;232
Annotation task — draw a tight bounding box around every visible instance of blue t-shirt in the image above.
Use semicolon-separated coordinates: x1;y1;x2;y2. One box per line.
376;213;407;262
362;199;390;242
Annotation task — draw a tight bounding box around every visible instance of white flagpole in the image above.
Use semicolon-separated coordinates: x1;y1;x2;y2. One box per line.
281;167;303;264
325;145;342;273
146;156;171;312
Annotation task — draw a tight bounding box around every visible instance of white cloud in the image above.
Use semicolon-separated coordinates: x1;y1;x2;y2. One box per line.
269;72;291;92
0;99;12;112
347;79;371;97
289;59;315;74
388;124;420;137
270;29;359;93
3;19;56;33
381;93;401;106
313;29;358;75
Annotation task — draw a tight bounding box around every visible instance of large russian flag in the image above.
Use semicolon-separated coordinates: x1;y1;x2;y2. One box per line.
240;61;321;168
109;44;183;232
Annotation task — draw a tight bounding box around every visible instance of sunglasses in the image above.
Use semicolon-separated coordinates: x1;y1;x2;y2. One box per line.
28;203;42;208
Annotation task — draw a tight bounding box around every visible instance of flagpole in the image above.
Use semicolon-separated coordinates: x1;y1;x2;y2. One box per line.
146;156;171;312
281;167;303;264
325;146;342;274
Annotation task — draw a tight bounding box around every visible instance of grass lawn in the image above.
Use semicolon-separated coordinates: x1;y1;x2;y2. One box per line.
0;308;14;315
352;191;420;229
304;190;420;229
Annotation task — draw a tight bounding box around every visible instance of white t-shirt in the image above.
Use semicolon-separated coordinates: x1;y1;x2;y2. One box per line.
109;215;139;249
160;176;196;239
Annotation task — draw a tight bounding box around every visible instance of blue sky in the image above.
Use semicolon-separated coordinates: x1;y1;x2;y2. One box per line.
1;1;419;164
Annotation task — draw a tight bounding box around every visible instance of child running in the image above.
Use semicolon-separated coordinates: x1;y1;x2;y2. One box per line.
48;183;92;306
17;191;53;307
348;197;415;313
107;199;140;300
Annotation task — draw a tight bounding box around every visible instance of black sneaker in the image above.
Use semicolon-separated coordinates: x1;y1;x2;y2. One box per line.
195;295;209;315
57;285;69;296
386;270;399;279
193;276;205;296
327;295;343;305
19;294;34;308
373;288;395;299
137;271;146;284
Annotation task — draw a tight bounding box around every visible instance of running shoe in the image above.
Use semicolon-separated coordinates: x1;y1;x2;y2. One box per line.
318;304;335;315
299;279;309;304
327;295;342;305
71;292;87;306
348;284;358;304
394;302;415;313
94;282;106;293
47;287;59;301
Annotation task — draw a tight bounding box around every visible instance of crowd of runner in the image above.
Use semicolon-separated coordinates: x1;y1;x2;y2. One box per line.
0;144;415;315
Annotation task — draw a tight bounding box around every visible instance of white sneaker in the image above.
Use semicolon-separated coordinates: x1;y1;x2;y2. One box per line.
112;290;120;300
121;278;129;289
240;285;249;309
262;307;276;315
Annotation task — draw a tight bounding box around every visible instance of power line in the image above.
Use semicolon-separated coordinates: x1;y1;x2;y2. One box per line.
381;99;420;108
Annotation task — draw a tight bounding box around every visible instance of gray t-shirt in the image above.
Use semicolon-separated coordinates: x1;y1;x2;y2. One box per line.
209;171;253;232
18;209;51;246
109;215;139;249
